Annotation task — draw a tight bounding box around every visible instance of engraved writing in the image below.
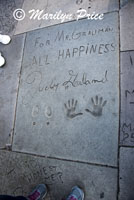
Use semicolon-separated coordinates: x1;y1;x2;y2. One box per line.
125;89;134;104
22;165;63;185
120;52;134;145
121;123;134;143
32;55;50;65
58;43;115;60
62;70;108;90
22;69;108;106
24;70;108;95
54;27;113;43
33;27;114;50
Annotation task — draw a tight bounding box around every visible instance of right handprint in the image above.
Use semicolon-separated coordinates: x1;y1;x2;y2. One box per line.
85;95;107;117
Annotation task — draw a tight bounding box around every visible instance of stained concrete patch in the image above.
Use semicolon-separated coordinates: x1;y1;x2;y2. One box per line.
0;0;24;36
13;12;119;166
119;147;134;200
120;51;134;146
0;34;25;148
120;0;134;51
15;0;119;34
0;150;117;200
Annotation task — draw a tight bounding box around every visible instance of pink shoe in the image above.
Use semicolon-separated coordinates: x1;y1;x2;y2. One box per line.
27;184;47;200
66;186;84;200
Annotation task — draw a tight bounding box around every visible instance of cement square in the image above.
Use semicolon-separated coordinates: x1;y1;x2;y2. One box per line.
119;147;134;200
0;34;25;148
15;0;119;34
0;0;24;36
13;12;119;166
120;0;134;51
0;150;117;200
120;51;134;146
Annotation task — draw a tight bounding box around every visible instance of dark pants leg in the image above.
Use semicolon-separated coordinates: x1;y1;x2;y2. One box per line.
0;195;27;200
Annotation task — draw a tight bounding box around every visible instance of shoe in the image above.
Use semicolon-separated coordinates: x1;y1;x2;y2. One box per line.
66;186;84;200
0;52;5;67
0;34;11;44
27;184;47;200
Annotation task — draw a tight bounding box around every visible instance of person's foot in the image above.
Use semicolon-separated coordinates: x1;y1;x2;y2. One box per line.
66;186;84;200
0;34;11;44
0;52;5;67
27;184;47;200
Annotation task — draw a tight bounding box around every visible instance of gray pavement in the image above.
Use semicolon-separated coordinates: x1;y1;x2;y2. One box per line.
0;150;117;200
13;12;119;167
0;0;134;200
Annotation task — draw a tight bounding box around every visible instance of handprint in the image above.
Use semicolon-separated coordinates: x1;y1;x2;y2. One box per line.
85;96;107;117
64;99;83;119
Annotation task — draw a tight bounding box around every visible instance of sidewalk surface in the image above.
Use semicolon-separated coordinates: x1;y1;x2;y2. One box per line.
0;0;134;199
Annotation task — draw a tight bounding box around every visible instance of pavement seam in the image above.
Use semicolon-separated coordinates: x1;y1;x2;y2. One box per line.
3;149;118;169
11;33;27;149
117;2;121;199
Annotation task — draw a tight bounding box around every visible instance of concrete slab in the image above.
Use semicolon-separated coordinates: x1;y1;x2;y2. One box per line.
0;33;26;148
15;0;119;34
120;0;134;51
0;150;117;200
0;0;24;36
119;147;134;200
13;12;119;167
120;51;134;146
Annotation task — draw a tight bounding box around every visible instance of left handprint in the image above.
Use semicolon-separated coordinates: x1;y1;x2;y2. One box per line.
64;99;83;119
